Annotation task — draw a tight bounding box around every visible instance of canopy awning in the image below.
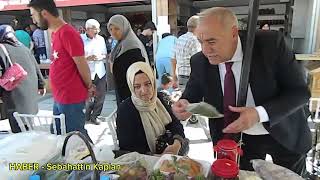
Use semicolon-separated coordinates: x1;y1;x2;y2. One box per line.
0;0;141;11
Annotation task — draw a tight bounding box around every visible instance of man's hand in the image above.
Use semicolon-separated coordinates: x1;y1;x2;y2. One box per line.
172;99;192;120
88;84;97;97
86;55;97;61
73;56;92;88
162;140;181;155
172;75;178;89
223;106;260;133
38;88;46;96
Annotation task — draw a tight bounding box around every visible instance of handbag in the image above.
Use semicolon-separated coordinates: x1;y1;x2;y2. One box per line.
0;44;27;91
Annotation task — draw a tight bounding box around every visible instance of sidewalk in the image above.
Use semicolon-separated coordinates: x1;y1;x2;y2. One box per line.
37;91;117;117
0;91;214;163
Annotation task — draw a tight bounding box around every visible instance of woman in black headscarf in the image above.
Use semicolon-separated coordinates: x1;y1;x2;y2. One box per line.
0;25;45;133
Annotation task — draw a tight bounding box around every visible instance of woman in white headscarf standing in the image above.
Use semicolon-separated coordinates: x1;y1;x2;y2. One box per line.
116;62;188;155
107;15;150;106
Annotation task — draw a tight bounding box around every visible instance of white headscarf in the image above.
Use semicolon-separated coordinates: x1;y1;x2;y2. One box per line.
126;62;172;153
107;15;149;64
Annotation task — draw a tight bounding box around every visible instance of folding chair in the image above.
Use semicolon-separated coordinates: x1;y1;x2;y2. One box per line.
105;109;118;148
309;98;320;122
13;112;66;135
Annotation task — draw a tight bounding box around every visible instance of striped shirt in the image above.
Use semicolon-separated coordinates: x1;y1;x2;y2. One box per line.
171;32;201;76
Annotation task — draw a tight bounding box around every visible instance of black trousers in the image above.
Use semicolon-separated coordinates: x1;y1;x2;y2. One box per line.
240;134;307;177
8;111;22;133
85;74;106;121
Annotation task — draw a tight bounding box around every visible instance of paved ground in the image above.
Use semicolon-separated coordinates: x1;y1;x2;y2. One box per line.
1;91;317;173
0;91;215;163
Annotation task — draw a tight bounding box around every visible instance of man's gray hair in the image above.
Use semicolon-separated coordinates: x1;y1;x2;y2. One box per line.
85;19;100;30
198;7;238;28
187;15;200;29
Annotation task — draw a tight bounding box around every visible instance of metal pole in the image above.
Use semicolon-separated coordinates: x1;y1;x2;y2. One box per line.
237;0;260;166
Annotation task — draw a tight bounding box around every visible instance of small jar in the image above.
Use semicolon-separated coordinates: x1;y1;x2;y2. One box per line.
213;139;242;163
211;159;239;180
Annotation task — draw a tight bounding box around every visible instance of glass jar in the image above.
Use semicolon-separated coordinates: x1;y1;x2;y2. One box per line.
213;139;242;163
211;159;239;180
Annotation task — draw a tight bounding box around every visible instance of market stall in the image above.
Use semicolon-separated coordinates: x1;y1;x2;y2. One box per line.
0;129;308;180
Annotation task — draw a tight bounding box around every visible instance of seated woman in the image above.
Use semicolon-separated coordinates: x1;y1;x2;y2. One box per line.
116;62;187;155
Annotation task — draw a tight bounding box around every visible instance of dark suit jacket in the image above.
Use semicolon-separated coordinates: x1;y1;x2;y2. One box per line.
181;31;312;154
116;94;185;154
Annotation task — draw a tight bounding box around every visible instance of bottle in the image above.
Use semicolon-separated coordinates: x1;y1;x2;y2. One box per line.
213;139;242;163
211;159;239;180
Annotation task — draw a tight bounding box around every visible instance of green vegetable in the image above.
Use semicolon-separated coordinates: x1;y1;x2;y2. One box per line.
150;169;165;180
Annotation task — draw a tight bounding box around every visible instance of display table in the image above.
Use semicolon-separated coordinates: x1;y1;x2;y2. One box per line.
0;131;65;179
296;54;320;97
110;152;262;179
296;54;320;61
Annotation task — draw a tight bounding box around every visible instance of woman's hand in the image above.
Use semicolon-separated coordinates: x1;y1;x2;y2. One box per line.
38;88;46;96
162;140;181;155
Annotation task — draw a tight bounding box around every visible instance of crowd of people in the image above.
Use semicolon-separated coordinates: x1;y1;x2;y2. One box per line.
0;0;312;176
10;18;47;64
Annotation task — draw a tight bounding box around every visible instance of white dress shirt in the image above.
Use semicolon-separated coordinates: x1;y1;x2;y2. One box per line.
218;37;269;135
81;34;107;80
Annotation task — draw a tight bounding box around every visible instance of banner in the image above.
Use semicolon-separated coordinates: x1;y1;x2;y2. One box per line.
0;0;140;11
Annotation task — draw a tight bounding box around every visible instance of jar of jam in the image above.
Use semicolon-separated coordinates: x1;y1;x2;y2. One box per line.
211;159;239;180
213;139;243;163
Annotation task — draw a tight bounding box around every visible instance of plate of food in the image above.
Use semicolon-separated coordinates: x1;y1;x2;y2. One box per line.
152;154;211;179
117;161;148;180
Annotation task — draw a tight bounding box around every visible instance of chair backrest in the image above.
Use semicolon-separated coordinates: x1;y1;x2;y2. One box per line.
106;109;118;148
309;98;320;122
13;112;66;135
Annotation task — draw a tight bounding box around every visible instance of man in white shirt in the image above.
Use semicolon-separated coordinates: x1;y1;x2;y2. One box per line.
172;7;311;176
81;19;107;125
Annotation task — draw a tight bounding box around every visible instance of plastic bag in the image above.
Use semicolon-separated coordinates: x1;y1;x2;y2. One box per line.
186;102;224;118
94;144;115;162
0;132;64;180
251;159;304;180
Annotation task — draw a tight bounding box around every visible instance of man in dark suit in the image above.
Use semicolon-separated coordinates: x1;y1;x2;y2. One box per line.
172;7;312;175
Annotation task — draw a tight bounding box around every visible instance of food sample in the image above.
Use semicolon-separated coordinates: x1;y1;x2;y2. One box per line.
159;156;203;177
118;162;148;180
176;158;202;177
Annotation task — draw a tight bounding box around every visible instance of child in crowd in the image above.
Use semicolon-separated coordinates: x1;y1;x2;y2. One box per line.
158;73;181;106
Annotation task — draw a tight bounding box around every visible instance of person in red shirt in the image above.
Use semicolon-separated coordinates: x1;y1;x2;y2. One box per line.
28;0;94;140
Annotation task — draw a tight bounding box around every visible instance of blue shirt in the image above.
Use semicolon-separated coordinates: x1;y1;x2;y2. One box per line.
156;35;177;60
32;29;45;48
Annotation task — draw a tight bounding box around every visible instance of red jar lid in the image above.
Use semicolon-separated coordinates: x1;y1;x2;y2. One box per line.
216;139;238;150
211;159;239;178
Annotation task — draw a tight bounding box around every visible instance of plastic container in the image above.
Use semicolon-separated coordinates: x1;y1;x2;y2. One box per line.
211;159;239;180
213;139;242;162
